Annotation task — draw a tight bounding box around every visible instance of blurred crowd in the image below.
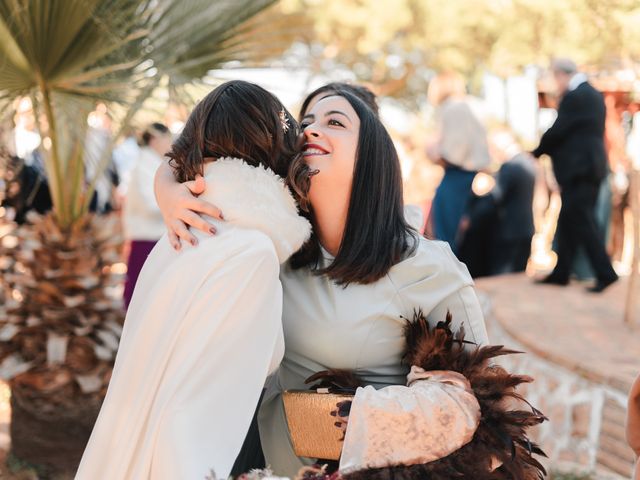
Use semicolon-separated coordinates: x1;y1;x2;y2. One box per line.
2;100;178;307
425;61;638;293
2;59;639;301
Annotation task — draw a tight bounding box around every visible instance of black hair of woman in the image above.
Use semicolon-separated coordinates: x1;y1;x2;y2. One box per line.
291;89;417;286
299;82;379;119
141;122;170;146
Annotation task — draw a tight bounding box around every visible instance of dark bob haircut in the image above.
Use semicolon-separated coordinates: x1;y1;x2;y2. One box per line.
167;80;310;207
141;122;169;146
298;82;379;119
290;90;417;285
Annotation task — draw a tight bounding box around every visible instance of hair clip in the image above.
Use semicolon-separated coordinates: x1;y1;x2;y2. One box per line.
279;108;290;133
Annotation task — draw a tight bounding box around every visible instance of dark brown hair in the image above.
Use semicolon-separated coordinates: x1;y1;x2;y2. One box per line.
298;82;379;119
167;80;310;207
290;90;417;285
141;122;169;146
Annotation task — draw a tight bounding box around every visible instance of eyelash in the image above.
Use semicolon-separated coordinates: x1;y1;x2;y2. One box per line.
300;118;344;130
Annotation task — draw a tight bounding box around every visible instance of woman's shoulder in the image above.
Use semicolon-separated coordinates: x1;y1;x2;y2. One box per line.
202;157;302;225
202;158;312;264
388;236;473;291
203;157;284;187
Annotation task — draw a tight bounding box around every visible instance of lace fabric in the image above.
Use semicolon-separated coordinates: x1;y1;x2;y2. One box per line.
339;367;481;474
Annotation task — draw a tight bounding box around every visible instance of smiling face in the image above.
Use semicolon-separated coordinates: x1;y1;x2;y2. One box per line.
301;95;361;206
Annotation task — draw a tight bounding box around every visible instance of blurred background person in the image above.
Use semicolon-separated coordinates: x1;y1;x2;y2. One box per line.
122;122;172;308
487;131;537;274
85;103;119;213
532;59;618;293
112;127;141;208
3;97;51;223
605;93;632;268
1;150;52;224
567;92;625;281
457;130;536;277
425;71;491;252
11;97;41;160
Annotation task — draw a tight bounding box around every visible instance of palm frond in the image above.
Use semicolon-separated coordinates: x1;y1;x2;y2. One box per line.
0;0;297;229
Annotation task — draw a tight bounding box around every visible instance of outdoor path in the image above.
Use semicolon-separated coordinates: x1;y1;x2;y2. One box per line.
476;273;639;394
0;275;637;478
476;273;639;478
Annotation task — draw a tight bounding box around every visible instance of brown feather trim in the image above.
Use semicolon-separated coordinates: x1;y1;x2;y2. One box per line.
340;310;547;480
305;369;364;392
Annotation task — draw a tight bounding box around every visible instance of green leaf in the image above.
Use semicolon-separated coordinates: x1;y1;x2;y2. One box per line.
0;0;292;229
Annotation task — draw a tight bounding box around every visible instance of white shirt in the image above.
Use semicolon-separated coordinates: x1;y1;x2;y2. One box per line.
112;136;141;196
123;147;166;241
437;98;491;172
568;72;588;91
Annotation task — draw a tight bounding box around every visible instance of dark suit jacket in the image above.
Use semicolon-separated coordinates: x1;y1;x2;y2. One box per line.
494;153;536;241
533;81;608;186
457;153;536;277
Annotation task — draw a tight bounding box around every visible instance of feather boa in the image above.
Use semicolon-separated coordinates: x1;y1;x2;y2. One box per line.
305;311;547;480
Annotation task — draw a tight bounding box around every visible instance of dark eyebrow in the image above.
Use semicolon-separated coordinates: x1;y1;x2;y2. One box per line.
301;113;314;122
325;110;352;124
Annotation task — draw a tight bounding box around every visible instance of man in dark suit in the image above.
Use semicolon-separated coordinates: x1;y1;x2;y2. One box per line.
491;151;537;275
533;59;618;292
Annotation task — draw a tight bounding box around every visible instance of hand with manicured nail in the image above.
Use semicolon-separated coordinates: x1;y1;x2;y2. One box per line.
154;163;225;249
330;400;352;439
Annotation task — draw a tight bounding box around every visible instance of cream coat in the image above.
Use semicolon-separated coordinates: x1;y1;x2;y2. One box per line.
76;159;311;480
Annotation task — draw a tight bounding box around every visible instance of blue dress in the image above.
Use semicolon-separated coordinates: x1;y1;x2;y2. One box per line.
431;166;476;251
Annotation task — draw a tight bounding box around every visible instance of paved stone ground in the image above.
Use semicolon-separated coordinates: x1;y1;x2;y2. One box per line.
476;273;640;394
476;273;639;479
0;274;636;478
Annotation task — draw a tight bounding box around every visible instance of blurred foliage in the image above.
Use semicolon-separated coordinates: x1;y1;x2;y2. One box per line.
0;0;300;229
280;0;640;103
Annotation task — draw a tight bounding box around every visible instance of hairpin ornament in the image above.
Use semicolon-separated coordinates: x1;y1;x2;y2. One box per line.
279;108;290;133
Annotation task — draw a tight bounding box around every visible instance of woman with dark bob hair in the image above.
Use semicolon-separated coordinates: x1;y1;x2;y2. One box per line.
76;80;312;480
154;84;490;477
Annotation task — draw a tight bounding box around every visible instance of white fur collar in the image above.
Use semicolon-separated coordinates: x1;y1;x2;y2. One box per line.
201;158;311;263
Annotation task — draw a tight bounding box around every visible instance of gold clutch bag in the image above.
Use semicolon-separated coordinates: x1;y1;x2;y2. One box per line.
283;389;354;460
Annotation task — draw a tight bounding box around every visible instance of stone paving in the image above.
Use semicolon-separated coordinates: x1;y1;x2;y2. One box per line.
476;273;640;478
476;273;640;394
0;274;637;478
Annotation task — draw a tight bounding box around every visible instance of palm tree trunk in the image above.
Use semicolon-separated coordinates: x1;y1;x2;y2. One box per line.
3;212;125;475
10;383;103;475
36;79;69;229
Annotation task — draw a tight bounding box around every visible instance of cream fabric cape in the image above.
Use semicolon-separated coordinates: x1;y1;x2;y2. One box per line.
76;158;311;480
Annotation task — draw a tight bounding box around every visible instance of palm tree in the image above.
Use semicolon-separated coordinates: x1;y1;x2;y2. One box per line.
0;0;296;474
